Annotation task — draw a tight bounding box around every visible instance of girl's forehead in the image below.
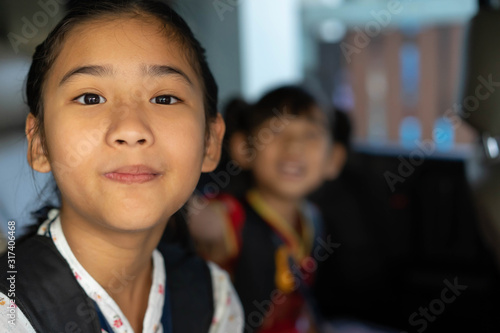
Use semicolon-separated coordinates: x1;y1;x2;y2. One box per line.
48;17;200;88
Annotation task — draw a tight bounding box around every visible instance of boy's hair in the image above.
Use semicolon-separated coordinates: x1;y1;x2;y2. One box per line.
225;85;334;139
332;108;352;149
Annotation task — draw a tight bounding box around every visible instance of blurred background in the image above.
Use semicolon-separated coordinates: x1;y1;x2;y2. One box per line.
2;0;500;331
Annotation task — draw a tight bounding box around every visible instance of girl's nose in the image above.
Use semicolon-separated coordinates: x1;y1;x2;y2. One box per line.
105;106;154;148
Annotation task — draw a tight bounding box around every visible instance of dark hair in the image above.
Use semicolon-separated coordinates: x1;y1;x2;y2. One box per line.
236;85;334;137
24;0;217;244
222;97;252;144
332;108;352;149
26;0;218;154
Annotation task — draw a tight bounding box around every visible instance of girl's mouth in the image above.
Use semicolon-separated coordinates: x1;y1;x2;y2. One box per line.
104;165;162;184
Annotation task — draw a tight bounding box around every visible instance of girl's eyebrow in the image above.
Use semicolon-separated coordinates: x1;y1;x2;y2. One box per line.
58;64;193;87
59;65;113;86
141;64;193;86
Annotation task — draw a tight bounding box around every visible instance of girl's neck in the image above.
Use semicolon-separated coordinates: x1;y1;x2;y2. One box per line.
253;187;301;227
59;208;166;332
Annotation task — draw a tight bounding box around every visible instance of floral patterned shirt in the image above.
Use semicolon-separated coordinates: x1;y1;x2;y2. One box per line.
0;210;244;332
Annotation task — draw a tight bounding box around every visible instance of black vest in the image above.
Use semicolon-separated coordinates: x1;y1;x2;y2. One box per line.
0;235;213;333
233;201;298;333
232;200;322;333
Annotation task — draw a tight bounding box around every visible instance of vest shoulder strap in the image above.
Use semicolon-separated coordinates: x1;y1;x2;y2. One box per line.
0;235;101;333
159;242;214;333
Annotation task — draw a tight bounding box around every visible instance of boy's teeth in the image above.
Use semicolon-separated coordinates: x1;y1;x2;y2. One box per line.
280;162;302;176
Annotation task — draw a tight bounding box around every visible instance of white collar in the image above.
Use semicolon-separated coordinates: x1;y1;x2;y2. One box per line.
38;209;165;333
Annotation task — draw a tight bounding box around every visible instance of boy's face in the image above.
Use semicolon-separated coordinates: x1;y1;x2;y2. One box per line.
249;108;333;201
27;17;224;232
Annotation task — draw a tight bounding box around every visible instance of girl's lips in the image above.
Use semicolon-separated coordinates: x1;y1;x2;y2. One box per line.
104;165;161;184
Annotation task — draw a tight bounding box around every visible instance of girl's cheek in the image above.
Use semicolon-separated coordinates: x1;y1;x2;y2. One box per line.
45;125;97;172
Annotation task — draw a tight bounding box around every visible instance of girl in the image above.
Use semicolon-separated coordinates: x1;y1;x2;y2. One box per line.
188;86;340;333
0;1;243;332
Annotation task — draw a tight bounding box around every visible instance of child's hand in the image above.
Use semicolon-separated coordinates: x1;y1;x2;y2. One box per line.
187;195;233;266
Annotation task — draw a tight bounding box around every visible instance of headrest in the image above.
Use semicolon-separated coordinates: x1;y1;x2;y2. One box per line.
459;9;500;137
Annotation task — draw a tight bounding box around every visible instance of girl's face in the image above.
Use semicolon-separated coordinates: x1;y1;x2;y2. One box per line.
249;109;334;201
28;17;223;231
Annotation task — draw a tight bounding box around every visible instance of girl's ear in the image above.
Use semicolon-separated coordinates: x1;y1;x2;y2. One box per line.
324;142;347;180
202;113;226;172
26;113;51;173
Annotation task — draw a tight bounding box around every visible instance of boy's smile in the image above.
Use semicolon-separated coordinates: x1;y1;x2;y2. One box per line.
250;110;334;201
277;160;306;180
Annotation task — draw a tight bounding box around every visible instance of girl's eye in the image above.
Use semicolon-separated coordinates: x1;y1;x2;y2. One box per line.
150;95;180;105
74;93;106;105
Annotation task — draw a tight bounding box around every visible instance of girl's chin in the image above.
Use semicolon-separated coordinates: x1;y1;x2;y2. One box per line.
99;212;168;233
102;221;165;233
